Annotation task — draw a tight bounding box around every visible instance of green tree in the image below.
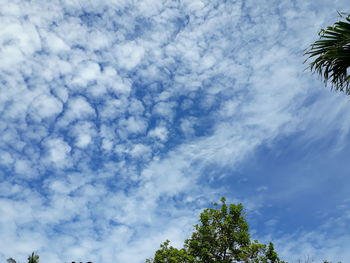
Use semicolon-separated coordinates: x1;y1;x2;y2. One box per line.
184;198;250;262
6;258;17;263
304;12;350;94
146;240;196;263
147;198;286;263
27;252;39;263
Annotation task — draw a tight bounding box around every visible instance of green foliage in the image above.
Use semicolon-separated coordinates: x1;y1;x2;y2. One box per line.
146;240;196;263
27;252;39;263
304;12;350;94
184;198;250;262
147;198;286;263
6;252;39;263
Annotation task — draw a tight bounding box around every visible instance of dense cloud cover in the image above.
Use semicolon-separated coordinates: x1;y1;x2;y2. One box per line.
0;0;350;262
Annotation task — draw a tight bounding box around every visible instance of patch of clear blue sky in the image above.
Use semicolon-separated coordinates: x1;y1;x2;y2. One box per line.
218;125;350;236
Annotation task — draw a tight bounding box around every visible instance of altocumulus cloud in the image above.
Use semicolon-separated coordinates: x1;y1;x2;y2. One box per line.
1;0;350;262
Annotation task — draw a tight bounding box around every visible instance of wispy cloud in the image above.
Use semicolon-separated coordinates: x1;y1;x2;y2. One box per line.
0;0;350;262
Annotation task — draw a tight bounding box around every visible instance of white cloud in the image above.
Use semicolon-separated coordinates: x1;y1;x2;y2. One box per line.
0;151;14;167
270;221;350;263
72;61;101;86
180;118;196;137
152;101;176;119
148;126;168;142
28;94;63;120
128;99;145;116
0;19;41;69
129;144;151;158
110;75;132;95
1;0;350;263
71;121;96;148
44;138;71;167
14;159;38;178
44;32;70;53
115;41;145;70
118;116;148;136
58;96;95;126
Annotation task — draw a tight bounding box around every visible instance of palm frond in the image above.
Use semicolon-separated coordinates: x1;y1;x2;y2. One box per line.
304;13;350;94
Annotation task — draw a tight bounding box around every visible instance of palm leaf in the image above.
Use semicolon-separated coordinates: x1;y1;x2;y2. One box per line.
305;13;350;94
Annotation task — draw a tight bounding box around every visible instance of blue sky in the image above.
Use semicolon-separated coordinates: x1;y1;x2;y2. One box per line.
0;0;350;262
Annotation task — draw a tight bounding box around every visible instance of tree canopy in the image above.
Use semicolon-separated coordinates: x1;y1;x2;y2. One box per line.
146;198;286;263
304;12;350;94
